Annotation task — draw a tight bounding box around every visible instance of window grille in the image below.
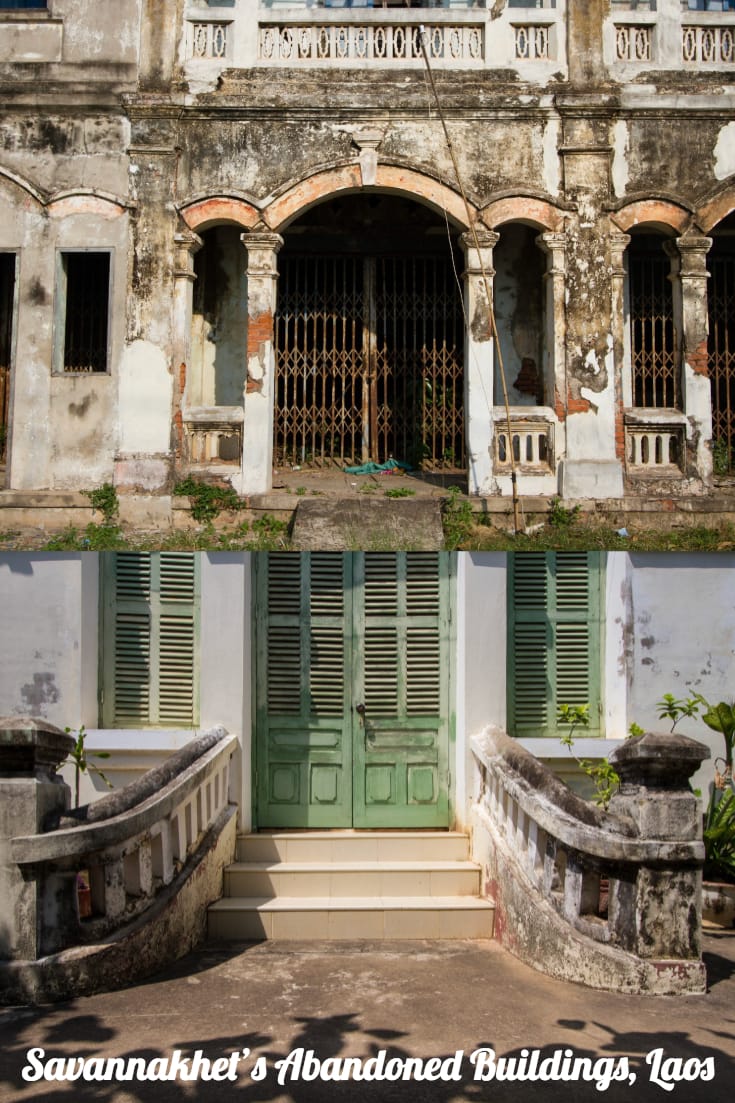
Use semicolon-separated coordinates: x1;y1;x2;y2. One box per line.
59;252;111;374
0;254;14;465
628;236;679;408
708;248;735;474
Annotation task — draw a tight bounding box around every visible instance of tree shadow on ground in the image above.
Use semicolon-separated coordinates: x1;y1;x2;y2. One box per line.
1;1004;733;1103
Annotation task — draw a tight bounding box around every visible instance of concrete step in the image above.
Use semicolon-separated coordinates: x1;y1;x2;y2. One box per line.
224;860;482;899
236;831;471;864
289;497;445;551
211;830;494;942
208;896;495;941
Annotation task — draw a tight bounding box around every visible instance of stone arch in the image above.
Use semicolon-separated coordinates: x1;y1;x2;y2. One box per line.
262;163;475;231
0;165;45;208
47;190;130;220
180;195;261;233
611;198;691;234
698;184;735;233
480;195;566;232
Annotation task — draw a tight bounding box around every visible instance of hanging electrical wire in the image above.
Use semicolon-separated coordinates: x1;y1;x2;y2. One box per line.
418;26;523;536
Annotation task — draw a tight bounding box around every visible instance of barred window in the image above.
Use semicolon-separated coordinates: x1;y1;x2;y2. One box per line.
56;252;111;374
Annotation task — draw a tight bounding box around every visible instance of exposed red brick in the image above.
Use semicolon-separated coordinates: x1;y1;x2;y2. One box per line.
687;340;710;377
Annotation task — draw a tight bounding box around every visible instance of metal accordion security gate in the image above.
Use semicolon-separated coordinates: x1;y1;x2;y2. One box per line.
709;248;735;474
273;252;465;471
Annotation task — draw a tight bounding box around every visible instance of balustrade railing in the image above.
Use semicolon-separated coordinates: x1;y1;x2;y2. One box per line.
9;726;237;957
494;416;553;472
471;726;708;994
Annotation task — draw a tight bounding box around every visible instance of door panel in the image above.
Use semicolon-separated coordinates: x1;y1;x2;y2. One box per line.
257;553;353;827
255;552;451;828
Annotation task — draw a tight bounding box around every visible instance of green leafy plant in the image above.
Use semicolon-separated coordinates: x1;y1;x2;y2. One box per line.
64;725;112;808
295;486;307;497
442;486;473;550
83;482;119;525
656;692;703;731
384;487;416;499
703;788;735;883
712;437;732;478
548;497;581;529
558;703;620;808
700;698;735;778
628;722;645;737
174;477;242;524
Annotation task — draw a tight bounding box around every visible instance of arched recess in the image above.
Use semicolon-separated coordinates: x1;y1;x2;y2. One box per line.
271;186;471;472
188;221;251;413
624;223;681;409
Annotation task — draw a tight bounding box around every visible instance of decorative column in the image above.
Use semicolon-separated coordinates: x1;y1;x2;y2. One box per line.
236;231;283;497
609;731;709;971
172;230;203;466
609;231;631;465
538;231;568;467
462;230;499;496
0;718;74;962
675;234;714;483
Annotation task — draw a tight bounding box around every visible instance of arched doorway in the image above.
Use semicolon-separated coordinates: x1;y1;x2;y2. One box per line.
273;194;466;472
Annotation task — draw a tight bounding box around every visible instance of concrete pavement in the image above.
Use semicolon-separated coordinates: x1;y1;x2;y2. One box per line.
1;932;734;1103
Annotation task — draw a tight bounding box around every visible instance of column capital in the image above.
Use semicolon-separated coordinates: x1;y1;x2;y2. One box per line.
675;234;713;279
173;230;203;281
241;231;284;278
461;228;500;252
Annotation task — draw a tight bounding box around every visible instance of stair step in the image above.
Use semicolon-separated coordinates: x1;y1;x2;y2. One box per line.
224;860;482;898
208;896;496;941
236;831;470;864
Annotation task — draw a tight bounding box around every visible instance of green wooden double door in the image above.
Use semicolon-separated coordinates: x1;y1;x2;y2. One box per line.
255;552;453;828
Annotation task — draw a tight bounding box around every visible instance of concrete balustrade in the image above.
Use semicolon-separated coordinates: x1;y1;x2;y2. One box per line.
470;726;710;994
0;719;238;1004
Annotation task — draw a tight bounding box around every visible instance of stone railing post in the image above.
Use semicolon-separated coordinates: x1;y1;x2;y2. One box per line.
0;718;74;961
608;731;710;963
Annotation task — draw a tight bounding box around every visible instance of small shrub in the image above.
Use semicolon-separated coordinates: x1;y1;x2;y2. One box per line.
558;704;620;808
442;486;473;550
384;487;416;499
548;497;581;528
83;482;119;525
174;477;242;523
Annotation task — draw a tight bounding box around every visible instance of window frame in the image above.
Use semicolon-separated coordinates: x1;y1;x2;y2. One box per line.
53;248;114;376
507;551;604;739
100;552;201;730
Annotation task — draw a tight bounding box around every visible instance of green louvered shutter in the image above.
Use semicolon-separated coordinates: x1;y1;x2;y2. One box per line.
508;552;602;737
256;552;352;827
102;553;200;727
354;551;450;827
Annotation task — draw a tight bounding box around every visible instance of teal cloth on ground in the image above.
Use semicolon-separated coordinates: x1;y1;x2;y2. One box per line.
344;459;413;475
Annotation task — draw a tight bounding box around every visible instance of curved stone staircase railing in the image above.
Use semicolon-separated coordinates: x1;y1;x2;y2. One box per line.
470;726;710;996
0;719;238;1004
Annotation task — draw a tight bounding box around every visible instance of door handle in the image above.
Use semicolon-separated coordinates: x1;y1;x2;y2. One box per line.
355;703;366;718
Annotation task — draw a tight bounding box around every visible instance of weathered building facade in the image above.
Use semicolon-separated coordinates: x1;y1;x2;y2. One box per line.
1;0;735;507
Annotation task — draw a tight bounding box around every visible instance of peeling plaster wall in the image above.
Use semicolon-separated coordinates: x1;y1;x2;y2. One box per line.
0;555;90;729
626;553;735;793
2;0;735;494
